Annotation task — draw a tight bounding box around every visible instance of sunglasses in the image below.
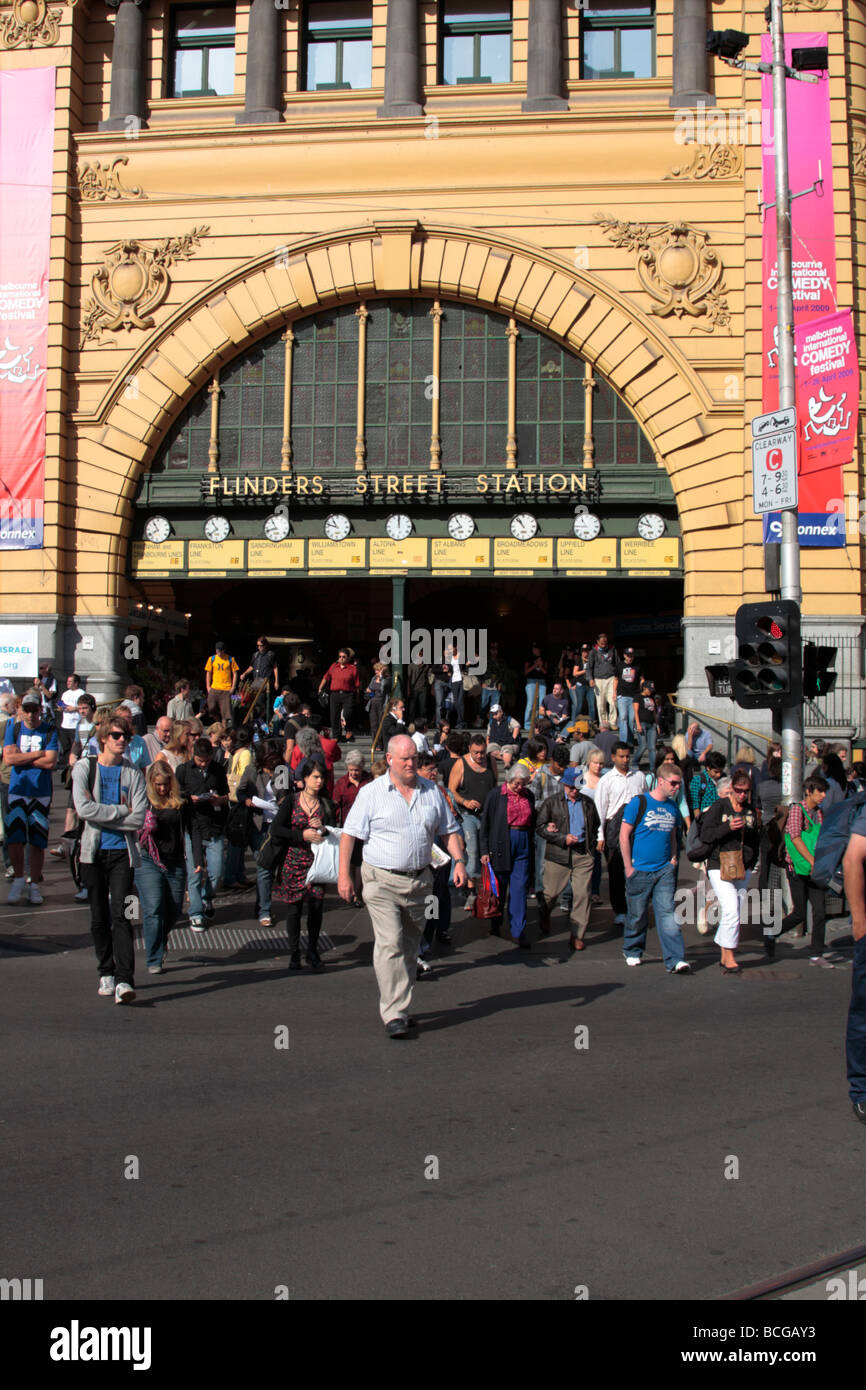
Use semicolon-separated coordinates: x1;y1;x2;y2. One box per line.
108;731;128;741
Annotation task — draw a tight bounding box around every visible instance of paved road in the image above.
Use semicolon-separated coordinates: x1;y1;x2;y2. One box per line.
2;805;864;1303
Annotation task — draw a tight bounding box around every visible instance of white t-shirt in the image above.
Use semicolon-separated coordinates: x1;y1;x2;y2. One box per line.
58;687;85;729
411;730;429;754
450;656;461;682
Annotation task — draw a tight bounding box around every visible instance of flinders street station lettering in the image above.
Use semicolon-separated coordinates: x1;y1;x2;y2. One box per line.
205;471;593;499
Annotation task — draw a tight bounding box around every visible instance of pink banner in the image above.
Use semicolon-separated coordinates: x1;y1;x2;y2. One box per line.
795;308;857;475
0;67;55;551
761;34;844;545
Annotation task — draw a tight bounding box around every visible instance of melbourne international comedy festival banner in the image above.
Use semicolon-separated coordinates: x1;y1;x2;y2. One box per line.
761;33;849;548
0;67;54;551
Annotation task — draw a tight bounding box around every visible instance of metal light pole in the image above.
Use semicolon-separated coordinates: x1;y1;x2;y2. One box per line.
769;0;803;802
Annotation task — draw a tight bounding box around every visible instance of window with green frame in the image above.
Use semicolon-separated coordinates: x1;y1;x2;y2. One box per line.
150;300;657;475
580;2;655;81
170;6;236;98
304;1;372;91
441;3;512;85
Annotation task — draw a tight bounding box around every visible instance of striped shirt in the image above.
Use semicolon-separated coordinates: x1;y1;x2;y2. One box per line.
342;772;460;871
595;767;647;840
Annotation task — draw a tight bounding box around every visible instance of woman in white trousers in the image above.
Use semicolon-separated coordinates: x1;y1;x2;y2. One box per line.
700;772;761;973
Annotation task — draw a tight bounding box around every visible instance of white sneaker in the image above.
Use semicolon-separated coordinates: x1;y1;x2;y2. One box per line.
810;955;836;969
28;882;43;905
189;917;205;932
98;975;116;995
74;887;88;902
7;878;27;904
115;982;136;1004
672;961;691;974
624;955;642;967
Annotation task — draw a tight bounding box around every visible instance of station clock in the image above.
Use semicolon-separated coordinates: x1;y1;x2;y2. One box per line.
263;512;291;541
637;513;666;541
572;510;601;540
385;513;413;541
324;513;352;541
144;515;172;544
447;513;476;541
510;512;538;541
204;515;231;543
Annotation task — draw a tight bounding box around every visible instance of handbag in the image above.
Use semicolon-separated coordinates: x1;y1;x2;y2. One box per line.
305;825;343;885
719;827;745;882
462;674;481;696
473;862;501;919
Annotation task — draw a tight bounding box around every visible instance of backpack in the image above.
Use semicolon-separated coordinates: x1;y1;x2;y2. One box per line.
684;816;714;863
607;794;648;851
811;791;866;893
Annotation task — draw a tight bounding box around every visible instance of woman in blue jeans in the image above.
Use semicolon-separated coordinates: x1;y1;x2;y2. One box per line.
523;644;548;731
136;763;202;974
480;763;536;949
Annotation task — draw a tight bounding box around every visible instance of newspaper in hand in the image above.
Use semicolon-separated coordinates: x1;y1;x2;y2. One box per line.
430;843;451;870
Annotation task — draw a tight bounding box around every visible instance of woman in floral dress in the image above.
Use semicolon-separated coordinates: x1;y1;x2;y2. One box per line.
270;760;336;972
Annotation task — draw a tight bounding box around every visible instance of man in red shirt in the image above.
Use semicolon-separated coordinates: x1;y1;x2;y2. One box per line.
319;648;360;743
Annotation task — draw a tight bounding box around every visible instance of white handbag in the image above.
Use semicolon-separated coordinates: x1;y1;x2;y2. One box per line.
304;825;344;885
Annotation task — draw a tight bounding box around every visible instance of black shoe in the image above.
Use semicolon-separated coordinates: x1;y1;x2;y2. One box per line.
416;958;433;979
203;902;216;920
436;929;452;945
288;951;302;971
764;938;776;960
306;950;323;971
386;1018;410;1038
515;932;531;951
853;1101;866;1125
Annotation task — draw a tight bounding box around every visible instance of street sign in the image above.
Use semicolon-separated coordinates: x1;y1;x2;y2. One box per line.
752;427;798;514
751;407;796;438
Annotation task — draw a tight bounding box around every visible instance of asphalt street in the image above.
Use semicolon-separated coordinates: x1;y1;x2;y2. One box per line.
2;808;863;1304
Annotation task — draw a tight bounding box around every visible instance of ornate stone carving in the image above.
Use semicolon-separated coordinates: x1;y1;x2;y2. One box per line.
0;0;63;48
596;215;730;332
82;227;209;343
782;0;828;10
852;136;866;179
78;157;145;202
666;143;743;181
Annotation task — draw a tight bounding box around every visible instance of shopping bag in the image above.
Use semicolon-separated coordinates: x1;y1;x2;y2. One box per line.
305;825;343;885
473;861;501;918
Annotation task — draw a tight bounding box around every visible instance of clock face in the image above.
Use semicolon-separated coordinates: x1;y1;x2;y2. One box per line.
637;513;665;541
144;515;171;544
204;515;230;543
324;513;351;542
448;512;475;541
573;510;601;541
264;512;290;542
510;512;538;542
385;512;413;541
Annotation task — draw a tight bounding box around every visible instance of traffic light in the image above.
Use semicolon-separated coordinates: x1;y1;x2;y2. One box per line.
705;664;736;698
732;600;801;709
803;643;837;698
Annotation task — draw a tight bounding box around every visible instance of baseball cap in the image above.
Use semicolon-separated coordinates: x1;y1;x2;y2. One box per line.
560;767;580;787
21;690;41;710
490;703;502;713
624;646;634;655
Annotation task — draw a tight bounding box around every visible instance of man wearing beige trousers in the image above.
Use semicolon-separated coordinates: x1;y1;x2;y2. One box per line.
338;735;467;1038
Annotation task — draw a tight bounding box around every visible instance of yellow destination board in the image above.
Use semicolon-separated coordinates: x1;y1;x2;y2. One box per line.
620;537;680;570
187;540;245;572
431;538;491;569
132;541;185;573
247;539;305;571
370;538;430;570
308;539;366;570
556;538;617;570
493;538;554;569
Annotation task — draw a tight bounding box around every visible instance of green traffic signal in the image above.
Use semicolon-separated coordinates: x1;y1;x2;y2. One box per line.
803;643;838;698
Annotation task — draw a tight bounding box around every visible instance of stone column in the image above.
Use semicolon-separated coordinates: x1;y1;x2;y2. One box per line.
100;0;147;133
377;0;423;118
237;0;283;125
669;0;714;108
522;0;567;112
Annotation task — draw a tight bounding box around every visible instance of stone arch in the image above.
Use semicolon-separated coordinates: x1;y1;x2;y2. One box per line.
82;221;734;605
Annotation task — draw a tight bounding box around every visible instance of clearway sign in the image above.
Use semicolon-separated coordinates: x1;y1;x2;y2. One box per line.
752;408;798;515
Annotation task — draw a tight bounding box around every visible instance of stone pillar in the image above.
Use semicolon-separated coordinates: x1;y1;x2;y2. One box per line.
669;0;714;108
522;0;567;113
237;0;283;125
99;0;148;133
377;0;423;118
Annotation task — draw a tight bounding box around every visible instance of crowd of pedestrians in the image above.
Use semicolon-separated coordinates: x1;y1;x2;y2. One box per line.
3;637;866;1107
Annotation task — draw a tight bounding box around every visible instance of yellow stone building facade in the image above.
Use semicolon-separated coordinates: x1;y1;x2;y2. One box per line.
0;0;863;726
